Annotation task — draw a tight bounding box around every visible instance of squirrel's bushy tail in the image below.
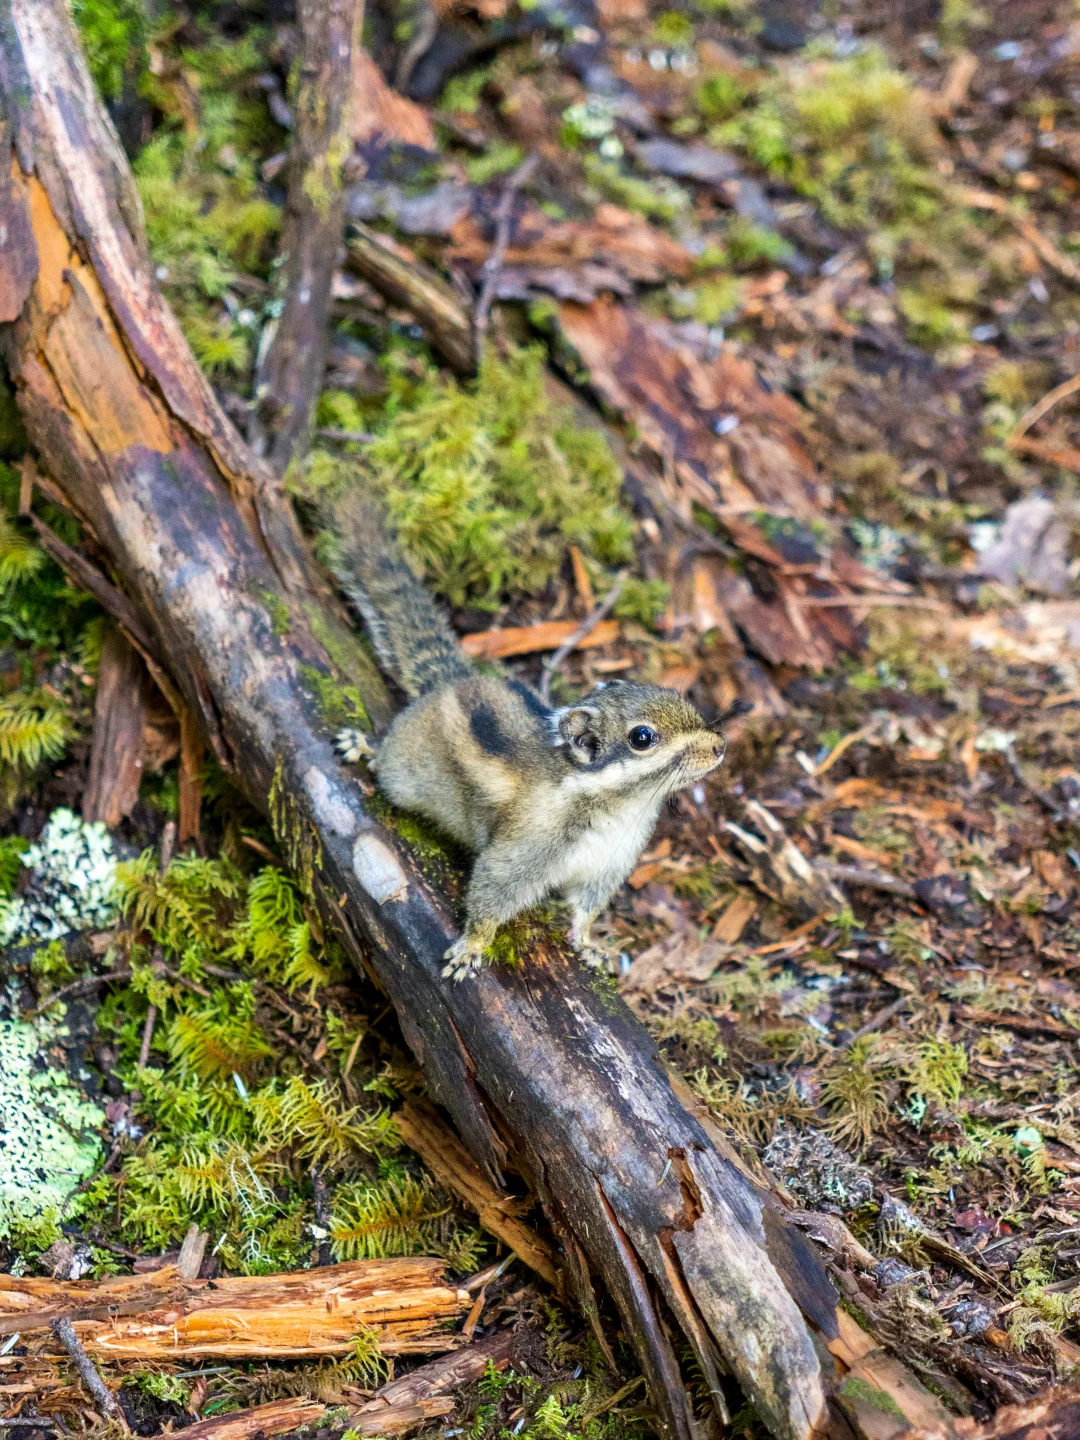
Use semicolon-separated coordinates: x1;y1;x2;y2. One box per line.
324;487;473;698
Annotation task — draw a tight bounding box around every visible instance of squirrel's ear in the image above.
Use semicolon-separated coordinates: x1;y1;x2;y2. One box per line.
558;706;599;763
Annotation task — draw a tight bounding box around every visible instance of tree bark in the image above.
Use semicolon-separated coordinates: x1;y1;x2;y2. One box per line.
0;7;955;1440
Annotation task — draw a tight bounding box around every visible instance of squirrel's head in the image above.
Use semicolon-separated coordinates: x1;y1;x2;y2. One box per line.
551;680;725;793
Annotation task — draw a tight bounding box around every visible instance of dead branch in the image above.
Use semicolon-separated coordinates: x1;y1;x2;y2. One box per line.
251;0;361;467
4;1262;468;1358
346;224;475;373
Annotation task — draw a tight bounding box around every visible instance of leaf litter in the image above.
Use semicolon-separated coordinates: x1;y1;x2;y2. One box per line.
5;0;1080;1435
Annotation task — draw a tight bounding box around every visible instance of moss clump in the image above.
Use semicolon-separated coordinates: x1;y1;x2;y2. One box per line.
714;46;1004;348
72;0;147;102
74;848;484;1274
304;346;655;620
253;584;291;638
299;663;370;731
135;30;281;380
717;48;944;235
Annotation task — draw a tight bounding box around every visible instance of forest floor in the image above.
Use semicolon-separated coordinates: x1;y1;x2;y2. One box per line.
3;0;1080;1437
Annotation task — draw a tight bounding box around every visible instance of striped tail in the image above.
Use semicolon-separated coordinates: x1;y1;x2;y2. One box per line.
324;486;473;698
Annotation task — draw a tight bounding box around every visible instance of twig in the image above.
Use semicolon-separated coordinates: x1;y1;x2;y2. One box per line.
138;1004;157;1069
816;861;917;900
49;1318;128;1430
842;993;910;1048
26;969;133;1016
473;153;540;362
1006;372;1080;446
0;1422;59;1430
346;225;475;374
394;0;439;91
540;572;627;702
310;1165;334;1267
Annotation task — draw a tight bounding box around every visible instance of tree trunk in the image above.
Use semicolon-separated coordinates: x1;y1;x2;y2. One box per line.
0;8;954;1440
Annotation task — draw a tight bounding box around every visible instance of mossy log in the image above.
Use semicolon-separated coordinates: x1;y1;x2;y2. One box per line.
0;6;955;1439
2;1261;467;1359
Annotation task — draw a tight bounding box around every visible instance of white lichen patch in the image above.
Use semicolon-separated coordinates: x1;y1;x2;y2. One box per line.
0;808;118;946
0;1018;105;1240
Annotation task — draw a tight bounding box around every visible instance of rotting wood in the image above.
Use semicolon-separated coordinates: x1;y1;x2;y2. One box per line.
396;1101;559;1288
346;223;475;374
896;1384;1080;1440
0;7;973;1438
3;1261;468;1358
82;625;154;827
152;1397;327;1440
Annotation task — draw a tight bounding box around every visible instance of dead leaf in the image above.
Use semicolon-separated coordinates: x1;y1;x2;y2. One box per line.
351;48;435;150
711;892;756;943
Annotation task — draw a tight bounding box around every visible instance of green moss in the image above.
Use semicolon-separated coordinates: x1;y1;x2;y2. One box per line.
251;583;291;637
302;346;651;620
584;157;690;223
837;1376;906;1421
72;0;147;102
466;142;525;184
299;663;370;731
300;602;388;726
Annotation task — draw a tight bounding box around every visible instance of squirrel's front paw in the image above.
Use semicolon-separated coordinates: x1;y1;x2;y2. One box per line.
575;943;613;971
442;934;486;982
336;728;376;765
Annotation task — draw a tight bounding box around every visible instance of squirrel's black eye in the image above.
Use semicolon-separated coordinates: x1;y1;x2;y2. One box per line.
628;725;658;752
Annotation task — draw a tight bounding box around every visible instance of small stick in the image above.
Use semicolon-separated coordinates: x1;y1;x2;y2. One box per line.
138;1004;157;1069
473;153;540;361
842;993;910;1048
816;861;917;900
310;1165;334;1267
139;822;178;1069
26;969;133;1016
0;1422;59;1430
49;1318;128;1431
540;572;627;703
1006;372;1080;446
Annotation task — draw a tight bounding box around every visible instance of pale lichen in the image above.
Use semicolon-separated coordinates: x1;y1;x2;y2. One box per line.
0;1017;105;1241
0;808;118;945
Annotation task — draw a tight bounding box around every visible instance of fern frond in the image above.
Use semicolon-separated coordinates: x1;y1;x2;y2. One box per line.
0;518;46;589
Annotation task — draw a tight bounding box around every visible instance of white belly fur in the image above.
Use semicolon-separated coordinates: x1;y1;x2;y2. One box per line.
554;799;662;895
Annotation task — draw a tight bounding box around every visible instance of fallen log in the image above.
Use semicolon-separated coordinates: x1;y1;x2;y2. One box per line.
2;1261;468;1360
155;1398;327;1440
0;7;958;1439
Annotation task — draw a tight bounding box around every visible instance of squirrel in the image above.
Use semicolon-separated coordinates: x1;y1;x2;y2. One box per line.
327;487;728;980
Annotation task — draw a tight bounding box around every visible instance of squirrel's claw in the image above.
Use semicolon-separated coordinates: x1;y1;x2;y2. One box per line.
575;943;612;971
442;934;486;982
336;727;376;765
